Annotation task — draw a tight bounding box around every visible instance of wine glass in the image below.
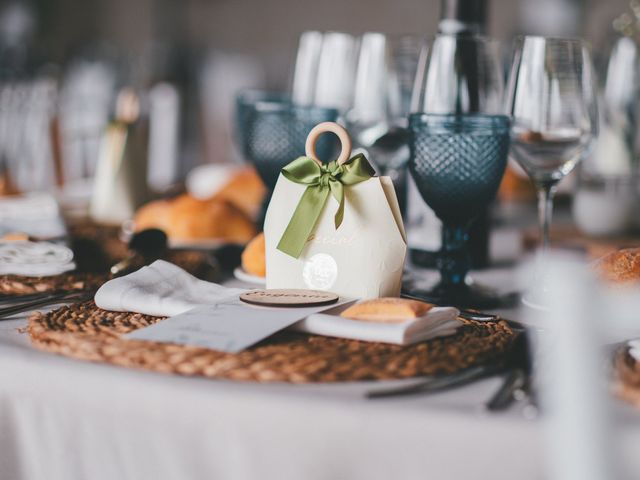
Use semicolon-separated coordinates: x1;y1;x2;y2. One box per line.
346;33;424;214
505;36;598;306
407;35;510;308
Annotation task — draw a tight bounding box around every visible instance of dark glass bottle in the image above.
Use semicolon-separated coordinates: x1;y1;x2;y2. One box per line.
438;0;487;36
411;0;492;270
443;0;491;270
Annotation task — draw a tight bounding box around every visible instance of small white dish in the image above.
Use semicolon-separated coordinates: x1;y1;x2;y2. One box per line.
233;267;266;285
168;238;229;250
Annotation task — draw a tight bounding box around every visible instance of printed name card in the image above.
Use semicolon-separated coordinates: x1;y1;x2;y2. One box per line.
126;295;349;353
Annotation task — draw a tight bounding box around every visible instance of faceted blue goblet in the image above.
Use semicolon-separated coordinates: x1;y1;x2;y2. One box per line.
235;91;339;226
408;113;510;307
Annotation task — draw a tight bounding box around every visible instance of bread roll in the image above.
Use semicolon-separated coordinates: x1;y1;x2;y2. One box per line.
341;297;434;323
1;232;29;241
167;194;256;243
134;194;256;244
133;199;173;233
595;248;640;283
214;168;265;219
241;232;266;277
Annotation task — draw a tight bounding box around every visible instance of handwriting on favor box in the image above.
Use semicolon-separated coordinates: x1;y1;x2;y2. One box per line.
307;233;357;247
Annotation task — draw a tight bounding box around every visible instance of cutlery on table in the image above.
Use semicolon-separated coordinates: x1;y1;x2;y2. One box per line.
366;364;503;399
485;327;536;412
0;289;96;319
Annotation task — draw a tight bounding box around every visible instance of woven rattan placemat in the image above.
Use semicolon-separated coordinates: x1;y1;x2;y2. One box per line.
0;272;107;296
28;301;516;383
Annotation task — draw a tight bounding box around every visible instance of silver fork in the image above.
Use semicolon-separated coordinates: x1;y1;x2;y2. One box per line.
0;289;95;319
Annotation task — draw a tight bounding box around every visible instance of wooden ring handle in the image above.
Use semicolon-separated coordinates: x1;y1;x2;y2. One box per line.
305;122;352;166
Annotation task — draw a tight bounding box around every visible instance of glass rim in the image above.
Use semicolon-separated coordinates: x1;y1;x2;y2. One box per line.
247;100;339;116
409;112;511;125
513;35;589;46
430;33;501;46
236;89;291;107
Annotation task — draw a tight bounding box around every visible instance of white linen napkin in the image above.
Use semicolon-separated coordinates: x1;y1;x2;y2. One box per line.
95;260;462;344
294;309;461;346
0;193;66;239
95;260;245;317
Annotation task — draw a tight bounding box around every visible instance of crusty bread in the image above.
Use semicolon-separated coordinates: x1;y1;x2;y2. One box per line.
134;166;263;243
0;174;19;197
241;232;266;277
134;194;256;244
595;247;640;283
167;195;256;243
340;297;434;323
133;199;173;233
1;232;29;241
214;168;265;220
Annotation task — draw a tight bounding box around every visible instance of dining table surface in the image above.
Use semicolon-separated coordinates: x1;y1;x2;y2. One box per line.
2;214;640;480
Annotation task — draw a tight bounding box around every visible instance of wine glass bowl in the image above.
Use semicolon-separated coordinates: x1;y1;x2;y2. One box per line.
506;36;597;189
506;36;598;246
411;35;504;115
408;113;510;304
409;113;510;224
509;128;593;186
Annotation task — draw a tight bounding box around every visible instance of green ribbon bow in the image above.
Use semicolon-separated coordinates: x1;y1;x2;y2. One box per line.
276;153;376;258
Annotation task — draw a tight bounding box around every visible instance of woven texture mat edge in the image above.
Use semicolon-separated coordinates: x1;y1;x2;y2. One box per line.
27;301;515;383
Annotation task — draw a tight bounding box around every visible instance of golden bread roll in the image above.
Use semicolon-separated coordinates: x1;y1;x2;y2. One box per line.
595;248;640;284
214;168;265;219
241;232;266;277
167;194;256;243
133;199;173;233
1;232;29;241
498;165;536;202
341;297;435;323
0;174;19;197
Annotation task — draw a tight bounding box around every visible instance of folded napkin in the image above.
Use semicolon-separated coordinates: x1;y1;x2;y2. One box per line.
0;193;66;239
294;309;461;346
96;260;462;344
95;260;245;317
0;241;76;276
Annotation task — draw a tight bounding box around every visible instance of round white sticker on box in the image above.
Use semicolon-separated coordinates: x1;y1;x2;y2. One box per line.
302;253;338;290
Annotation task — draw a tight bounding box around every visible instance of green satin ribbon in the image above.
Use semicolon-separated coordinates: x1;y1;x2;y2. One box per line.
276;153;375;258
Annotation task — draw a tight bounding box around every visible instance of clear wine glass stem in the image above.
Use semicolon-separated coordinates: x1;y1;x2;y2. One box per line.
536;183;557;253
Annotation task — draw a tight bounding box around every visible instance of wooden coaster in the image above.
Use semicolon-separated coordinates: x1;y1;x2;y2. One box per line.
239;289;339;307
27;301;516;383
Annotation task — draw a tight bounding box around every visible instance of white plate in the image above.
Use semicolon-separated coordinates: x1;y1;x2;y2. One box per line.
234;267;266;285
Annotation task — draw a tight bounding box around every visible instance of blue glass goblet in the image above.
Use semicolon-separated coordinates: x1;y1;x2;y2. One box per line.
235;91;339;226
408;113;510;307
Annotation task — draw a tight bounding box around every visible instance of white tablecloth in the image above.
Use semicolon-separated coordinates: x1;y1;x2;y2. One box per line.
0;311;545;480
2;242;640;479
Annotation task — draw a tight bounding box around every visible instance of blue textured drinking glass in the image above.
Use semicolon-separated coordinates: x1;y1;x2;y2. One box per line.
235;91;339;225
237;93;338;188
408;113;510;306
235;90;291;161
